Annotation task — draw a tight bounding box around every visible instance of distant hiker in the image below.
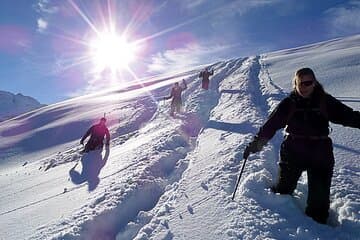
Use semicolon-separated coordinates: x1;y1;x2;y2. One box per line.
243;67;360;224
199;67;214;90
164;79;187;117
80;117;110;153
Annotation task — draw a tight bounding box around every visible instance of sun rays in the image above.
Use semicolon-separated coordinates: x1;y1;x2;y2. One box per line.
57;0;224;102
89;31;139;73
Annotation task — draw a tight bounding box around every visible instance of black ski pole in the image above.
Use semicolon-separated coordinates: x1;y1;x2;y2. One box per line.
232;157;248;200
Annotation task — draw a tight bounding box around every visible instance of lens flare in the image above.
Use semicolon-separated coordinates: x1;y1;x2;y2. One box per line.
89;32;138;73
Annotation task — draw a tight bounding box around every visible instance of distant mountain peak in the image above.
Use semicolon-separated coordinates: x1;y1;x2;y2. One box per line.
0;90;46;121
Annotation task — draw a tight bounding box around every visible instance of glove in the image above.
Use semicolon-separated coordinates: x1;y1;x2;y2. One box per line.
80;140;84;145
243;136;267;159
243;146;251;159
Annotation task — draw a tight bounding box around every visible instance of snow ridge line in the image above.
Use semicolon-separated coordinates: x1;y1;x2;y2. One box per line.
113;58;249;239
122;57;255;239
226;54;287;181
199;55;277;198
256;56;289;175
193;56;291;239
128;56;282;239
177;55;280;200
233;55;288;187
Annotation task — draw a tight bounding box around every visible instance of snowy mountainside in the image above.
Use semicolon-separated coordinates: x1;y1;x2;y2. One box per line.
0;90;45;122
261;34;360;97
0;35;359;240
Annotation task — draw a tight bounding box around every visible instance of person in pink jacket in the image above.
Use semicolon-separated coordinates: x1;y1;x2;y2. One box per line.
80;117;110;153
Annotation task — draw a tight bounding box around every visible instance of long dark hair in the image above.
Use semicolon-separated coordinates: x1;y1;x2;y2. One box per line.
292;67;325;95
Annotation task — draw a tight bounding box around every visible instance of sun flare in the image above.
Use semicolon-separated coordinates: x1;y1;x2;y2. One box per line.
89;32;138;72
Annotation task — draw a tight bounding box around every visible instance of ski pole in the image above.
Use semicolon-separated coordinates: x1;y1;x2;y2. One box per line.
72;160;79;169
232;157;248;200
71;157;81;170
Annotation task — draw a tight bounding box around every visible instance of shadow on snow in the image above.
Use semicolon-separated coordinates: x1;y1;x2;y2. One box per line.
69;146;110;191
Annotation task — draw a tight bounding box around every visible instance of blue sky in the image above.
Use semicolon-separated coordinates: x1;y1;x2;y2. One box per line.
0;0;359;104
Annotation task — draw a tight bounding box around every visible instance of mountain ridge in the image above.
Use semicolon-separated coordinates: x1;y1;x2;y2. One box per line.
0;90;45;122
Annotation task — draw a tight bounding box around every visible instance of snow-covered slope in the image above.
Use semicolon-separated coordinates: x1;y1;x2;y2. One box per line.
0;34;359;240
0;90;45;122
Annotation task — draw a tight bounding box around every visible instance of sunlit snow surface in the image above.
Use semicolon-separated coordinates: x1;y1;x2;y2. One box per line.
0;35;359;240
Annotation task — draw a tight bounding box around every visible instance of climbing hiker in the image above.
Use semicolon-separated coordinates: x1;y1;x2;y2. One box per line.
199;67;214;90
243;67;360;224
164;79;187;117
80;117;110;153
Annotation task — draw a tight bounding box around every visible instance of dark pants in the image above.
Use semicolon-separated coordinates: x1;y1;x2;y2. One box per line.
273;137;334;224
84;138;103;153
202;80;209;90
170;100;182;116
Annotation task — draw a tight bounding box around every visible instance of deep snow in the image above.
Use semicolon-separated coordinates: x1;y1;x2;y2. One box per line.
0;34;359;240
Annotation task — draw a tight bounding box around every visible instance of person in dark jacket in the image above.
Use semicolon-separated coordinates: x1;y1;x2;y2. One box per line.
164;79;187;117
243;67;360;224
80;117;110;153
199;67;214;90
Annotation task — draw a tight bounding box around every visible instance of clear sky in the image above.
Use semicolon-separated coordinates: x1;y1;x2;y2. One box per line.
0;0;359;104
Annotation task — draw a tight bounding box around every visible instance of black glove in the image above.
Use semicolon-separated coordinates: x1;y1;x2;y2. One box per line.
243;136;267;159
80;140;84;145
243;146;251;159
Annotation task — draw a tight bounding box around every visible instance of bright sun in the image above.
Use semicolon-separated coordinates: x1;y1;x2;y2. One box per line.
89;32;138;72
